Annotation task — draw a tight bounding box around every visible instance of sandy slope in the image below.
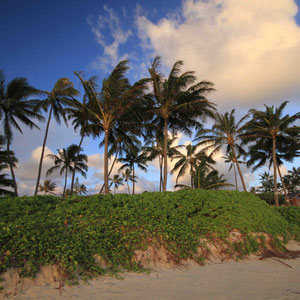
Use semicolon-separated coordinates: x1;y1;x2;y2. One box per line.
2;242;300;300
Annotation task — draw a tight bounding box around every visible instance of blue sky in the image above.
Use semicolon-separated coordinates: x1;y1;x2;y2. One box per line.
1;0;300;195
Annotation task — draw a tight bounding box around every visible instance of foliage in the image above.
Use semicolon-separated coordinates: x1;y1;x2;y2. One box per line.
0;190;299;283
255;192;286;206
277;207;300;228
38;179;57;195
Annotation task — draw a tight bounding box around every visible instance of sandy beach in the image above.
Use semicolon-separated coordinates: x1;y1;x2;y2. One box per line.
2;241;300;300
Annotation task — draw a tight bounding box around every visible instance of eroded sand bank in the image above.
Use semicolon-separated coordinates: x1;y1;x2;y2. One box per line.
2;241;300;300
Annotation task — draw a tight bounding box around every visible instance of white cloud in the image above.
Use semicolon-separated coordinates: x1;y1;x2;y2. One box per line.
137;0;300;107
88;5;132;71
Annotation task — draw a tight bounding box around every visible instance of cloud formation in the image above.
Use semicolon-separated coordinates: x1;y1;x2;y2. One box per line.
137;0;300;107
88;5;132;71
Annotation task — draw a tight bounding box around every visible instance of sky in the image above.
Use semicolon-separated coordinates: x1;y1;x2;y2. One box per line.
0;0;300;195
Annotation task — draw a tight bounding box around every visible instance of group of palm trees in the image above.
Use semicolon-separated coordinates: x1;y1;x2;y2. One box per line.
0;57;299;206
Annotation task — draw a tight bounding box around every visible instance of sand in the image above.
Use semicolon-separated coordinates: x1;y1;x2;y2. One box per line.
2;241;300;300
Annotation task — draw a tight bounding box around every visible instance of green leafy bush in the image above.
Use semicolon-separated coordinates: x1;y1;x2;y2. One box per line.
255;192;286;206
0;190;299;282
277;206;300;227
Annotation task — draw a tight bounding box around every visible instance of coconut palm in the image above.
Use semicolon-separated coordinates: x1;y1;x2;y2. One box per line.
121;168;136;194
222;152;245;191
195;109;249;192
109;174;124;195
38;179;57;195
34;78;79;195
74;60;148;195
243;101;300;206
143;134;182;192
118;146;148;195
46;144;88;197
73;177;88;195
67;97;99;195
0;135;15;196
0;70;44;196
148;56;215;191
246;137;298;202
175;161;232;190
171;143;215;188
98;127;141;194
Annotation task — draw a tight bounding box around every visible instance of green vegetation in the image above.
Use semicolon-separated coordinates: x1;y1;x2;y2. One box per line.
1;190;299;283
277;206;300;228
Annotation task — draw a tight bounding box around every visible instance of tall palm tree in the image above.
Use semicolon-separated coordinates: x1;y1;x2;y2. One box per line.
246;137;298;202
34;78;79;195
121;168;136;194
38;179;57;195
119;146;148;195
171;143;215;188
46;144;88;197
109;174;124;195
67;97;99;195
243;101;300;206
148;56;216;191
98;128;141;194
222;152;245;191
74;60;148;194
0;70;44;196
195;109;249;192
143;134;182;192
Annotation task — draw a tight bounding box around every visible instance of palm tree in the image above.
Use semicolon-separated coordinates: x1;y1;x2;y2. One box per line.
246;137;298;202
243;101;300;206
171;143;215;188
34;78;79;195
121;168;136;194
195;109;249;192
148;56;215;191
0;135;15;196
0;70;44;196
98;128;141;194
74;60;148;195
175;162;232;190
109;174;124;195
143;134;182;192
38;179;57;195
73;177;88;195
46;144;88;197
119;146;148;195
67;97;98;195
222;152;245;191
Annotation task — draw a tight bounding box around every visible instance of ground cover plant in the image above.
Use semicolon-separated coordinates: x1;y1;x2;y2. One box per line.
0;190;299;285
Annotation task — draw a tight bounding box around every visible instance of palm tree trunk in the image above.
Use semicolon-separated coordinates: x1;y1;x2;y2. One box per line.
7;141;18;196
63;168;68;198
127;180;130;194
230;144;247;192
34;105;53;195
163;117;168;192
158;155;161;192
114;185;115;195
276;162;289;206
233;163;238;191
190;163;193;188
104;129;109;195
99;147;119;194
272;138;279;207
132;164;135;195
70;135;84;195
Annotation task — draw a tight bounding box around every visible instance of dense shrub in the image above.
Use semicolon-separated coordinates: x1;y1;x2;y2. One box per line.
277;206;300;227
0;190;299;281
255;192;286;206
